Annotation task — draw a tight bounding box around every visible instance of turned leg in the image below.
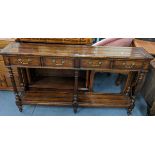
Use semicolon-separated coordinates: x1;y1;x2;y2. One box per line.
72;70;79;113
115;74;121;86
18;68;26;92
134;71;146;95
86;70;90;89
121;72;135;115
89;71;95;92
127;71;146;115
115;74;122;86
21;68;29;90
123;72;133;95
25;68;32;84
127;96;135;115
8;66;23;112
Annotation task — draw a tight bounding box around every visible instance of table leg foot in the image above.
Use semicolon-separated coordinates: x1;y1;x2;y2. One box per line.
73;107;77;113
127;98;135;116
16;99;23;112
18;106;23;112
72;100;78;114
127;108;132;116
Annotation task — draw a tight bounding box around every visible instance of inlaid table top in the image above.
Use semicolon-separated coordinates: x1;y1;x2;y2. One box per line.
1;42;153;60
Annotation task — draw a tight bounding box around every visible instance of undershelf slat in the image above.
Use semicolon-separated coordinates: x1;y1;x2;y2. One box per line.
22;90;130;108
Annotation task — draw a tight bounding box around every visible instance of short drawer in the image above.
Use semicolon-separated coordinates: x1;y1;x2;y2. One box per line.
43;57;74;68
81;59;110;69
9;56;41;66
113;60;143;69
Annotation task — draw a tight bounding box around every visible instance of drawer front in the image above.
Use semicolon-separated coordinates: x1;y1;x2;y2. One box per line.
43;57;74;68
81;59;110;69
9;56;41;66
113;60;143;69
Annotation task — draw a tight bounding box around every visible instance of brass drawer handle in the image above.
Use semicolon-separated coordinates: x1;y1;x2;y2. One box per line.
52;59;56;63
17;58;32;65
122;62;135;68
52;59;65;66
55;64;64;66
98;62;102;65
88;61;93;65
88;61;102;67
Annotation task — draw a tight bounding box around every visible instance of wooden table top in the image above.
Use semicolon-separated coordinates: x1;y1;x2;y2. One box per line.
133;39;155;56
0;39;15;49
1;42;153;60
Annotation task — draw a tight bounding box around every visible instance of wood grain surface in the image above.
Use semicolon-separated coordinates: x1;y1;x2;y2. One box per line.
1;42;153;59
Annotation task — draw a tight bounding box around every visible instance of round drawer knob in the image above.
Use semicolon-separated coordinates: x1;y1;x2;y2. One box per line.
17;58;22;62
98;62;102;65
61;60;65;64
52;59;56;63
130;63;135;68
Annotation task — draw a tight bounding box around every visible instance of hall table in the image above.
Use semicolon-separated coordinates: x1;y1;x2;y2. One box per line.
0;42;153;115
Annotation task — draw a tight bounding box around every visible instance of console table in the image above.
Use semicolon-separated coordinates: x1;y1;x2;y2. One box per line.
0;42;153;115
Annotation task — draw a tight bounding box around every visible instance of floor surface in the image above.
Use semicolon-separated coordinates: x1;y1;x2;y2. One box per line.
0;73;147;116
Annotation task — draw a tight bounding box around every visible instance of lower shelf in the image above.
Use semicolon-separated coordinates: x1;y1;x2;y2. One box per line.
22;90;131;108
79;93;130;108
